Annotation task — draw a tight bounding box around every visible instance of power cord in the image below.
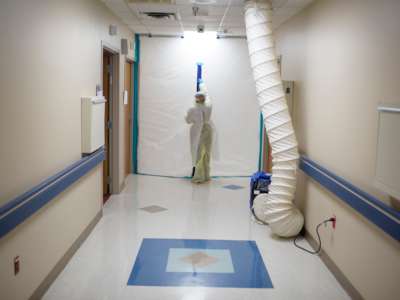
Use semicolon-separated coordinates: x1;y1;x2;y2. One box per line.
293;217;336;255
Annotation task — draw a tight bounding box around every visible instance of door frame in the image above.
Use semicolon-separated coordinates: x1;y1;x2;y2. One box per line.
101;41;121;195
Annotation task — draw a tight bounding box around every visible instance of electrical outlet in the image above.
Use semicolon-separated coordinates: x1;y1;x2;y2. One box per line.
332;215;336;229
14;256;20;275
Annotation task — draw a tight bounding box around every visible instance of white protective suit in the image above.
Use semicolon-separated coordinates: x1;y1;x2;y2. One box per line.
185;84;217;182
185;101;213;166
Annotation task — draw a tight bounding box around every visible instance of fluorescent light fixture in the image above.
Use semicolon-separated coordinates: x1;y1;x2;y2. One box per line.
181;30;218;61
191;0;216;4
183;31;217;39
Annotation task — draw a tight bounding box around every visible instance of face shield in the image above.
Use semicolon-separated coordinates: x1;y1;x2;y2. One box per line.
195;92;206;103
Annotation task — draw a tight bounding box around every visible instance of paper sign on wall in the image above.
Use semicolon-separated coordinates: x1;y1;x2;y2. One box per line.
123;90;128;105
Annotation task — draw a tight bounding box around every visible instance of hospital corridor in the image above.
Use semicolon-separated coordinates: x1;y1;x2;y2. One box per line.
0;1;399;300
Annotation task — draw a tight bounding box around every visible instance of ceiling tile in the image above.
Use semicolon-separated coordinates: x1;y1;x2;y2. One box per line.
101;0;315;35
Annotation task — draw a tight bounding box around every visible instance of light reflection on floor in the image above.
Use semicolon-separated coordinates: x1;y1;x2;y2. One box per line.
128;238;271;288
43;175;350;300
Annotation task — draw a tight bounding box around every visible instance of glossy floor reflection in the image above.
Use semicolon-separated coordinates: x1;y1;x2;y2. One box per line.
43;175;350;300
128;238;272;288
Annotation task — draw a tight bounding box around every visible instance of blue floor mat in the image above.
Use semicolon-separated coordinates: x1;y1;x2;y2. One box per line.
127;238;273;288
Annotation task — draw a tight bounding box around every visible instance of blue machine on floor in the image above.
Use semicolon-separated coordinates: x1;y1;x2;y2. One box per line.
250;171;272;214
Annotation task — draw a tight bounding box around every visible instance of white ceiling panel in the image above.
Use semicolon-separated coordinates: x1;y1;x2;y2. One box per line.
101;0;314;35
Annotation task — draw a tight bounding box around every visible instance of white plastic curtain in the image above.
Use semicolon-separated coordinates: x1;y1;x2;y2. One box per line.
137;36;260;177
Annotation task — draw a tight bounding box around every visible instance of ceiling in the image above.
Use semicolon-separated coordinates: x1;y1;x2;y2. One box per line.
101;0;314;36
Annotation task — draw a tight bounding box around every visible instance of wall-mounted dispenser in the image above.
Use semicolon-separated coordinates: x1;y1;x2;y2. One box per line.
81;96;106;154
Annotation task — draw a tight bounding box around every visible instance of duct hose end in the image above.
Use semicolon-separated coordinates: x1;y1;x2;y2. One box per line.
253;194;304;238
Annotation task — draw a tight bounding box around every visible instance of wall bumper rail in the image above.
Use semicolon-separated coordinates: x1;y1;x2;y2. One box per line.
300;155;400;242
0;148;105;239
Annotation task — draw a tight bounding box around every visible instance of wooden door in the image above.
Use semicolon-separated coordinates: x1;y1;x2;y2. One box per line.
124;61;133;176
103;50;112;203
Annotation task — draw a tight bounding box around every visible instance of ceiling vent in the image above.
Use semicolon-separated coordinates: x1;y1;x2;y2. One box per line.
141;11;177;20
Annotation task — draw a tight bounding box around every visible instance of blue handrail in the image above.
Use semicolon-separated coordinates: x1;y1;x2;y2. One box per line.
0;148;105;239
299;155;400;241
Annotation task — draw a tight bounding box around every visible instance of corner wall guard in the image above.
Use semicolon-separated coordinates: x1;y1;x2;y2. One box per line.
299;156;400;242
0;148;105;239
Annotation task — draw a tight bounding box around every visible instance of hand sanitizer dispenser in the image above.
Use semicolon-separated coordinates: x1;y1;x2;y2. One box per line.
81;96;106;154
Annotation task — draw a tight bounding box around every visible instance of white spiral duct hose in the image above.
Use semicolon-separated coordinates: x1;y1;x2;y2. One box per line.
244;0;304;237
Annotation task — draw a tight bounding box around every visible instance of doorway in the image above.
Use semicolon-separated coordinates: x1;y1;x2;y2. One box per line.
102;49;114;203
124;60;133;176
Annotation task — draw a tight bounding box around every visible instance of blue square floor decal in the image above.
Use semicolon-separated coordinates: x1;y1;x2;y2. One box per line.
127;238;273;288
223;184;244;190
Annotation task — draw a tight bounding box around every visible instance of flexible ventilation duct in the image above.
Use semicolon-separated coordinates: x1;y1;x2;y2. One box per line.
244;0;304;237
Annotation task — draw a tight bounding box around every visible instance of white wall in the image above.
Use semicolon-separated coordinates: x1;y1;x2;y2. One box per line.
0;166;102;300
275;0;400;299
138;36;260;176
0;0;134;298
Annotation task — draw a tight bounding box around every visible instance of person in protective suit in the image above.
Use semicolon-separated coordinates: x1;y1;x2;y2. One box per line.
185;91;213;183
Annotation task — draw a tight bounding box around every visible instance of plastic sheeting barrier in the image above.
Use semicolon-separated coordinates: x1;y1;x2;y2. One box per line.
138;37;261;177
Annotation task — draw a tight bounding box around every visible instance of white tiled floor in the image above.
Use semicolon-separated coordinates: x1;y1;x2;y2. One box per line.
43;175;350;300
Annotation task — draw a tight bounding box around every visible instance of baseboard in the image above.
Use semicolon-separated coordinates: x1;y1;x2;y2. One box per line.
304;230;364;300
29;210;102;300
